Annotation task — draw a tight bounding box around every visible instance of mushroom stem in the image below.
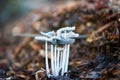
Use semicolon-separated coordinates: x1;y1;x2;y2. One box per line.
54;45;57;76
45;41;50;77
65;44;70;72
59;48;63;72
61;30;68;75
51;44;54;75
57;48;60;76
61;44;67;75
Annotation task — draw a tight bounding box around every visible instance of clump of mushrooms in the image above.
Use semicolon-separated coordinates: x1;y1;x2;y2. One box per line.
35;26;79;78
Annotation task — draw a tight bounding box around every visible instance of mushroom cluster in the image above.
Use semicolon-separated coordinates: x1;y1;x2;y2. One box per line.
35;26;79;77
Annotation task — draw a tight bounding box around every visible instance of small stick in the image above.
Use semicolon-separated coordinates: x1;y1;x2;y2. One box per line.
94;22;113;34
87;22;113;43
14;28;37;57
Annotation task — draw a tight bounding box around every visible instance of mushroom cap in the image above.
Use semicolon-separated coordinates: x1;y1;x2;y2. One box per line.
50;36;75;44
35;26;79;45
62;31;79;38
41;31;55;38
35;36;55;44
57;26;75;36
58;38;75;44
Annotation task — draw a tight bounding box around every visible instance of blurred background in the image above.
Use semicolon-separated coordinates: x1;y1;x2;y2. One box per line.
0;0;120;79
0;0;62;37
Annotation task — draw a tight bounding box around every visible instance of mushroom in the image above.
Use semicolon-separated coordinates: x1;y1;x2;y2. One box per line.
34;26;79;78
41;31;55;38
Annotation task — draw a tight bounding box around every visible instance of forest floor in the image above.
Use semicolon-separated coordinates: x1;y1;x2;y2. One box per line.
0;0;120;80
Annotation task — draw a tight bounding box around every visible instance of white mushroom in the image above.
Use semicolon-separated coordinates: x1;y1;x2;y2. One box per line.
34;26;79;78
35;36;55;44
41;31;55;38
67;31;79;38
57;26;75;36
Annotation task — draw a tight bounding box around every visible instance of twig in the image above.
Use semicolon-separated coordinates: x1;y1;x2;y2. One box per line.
87;22;114;43
94;22;113;34
14;28;37;57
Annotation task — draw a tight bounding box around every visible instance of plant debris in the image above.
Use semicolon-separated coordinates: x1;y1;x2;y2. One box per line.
0;0;120;80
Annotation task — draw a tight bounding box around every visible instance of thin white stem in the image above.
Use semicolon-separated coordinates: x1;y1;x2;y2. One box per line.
61;30;68;75
61;47;64;75
45;41;50;77
56;48;60;76
59;50;61;69
65;44;70;72
51;45;54;76
59;49;63;72
53;45;55;76
61;44;67;75
54;45;57;76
